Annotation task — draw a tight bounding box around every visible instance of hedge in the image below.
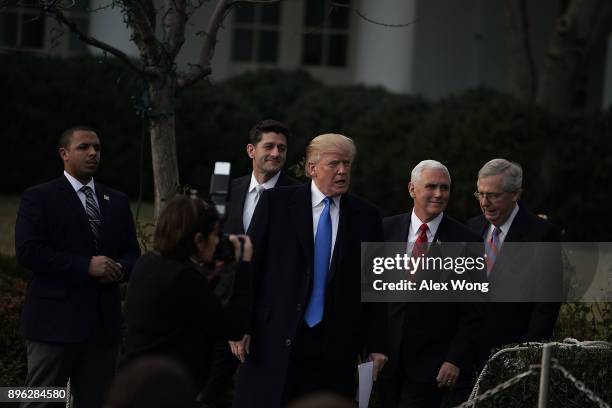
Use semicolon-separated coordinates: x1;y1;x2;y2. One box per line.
1;53;612;239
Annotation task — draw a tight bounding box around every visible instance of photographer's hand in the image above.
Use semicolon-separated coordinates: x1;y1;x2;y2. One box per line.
229;234;253;262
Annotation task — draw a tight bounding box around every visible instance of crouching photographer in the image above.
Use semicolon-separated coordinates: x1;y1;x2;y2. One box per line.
121;194;252;402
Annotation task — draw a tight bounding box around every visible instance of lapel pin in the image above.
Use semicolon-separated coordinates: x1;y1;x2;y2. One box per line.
104;195;110;201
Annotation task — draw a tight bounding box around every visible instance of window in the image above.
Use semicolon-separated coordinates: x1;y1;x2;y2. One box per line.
302;0;350;67
231;3;281;63
0;0;45;49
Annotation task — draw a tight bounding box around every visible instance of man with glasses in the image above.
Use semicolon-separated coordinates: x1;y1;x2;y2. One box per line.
467;158;562;360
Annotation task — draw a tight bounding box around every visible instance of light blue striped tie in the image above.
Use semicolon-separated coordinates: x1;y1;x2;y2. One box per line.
304;197;332;327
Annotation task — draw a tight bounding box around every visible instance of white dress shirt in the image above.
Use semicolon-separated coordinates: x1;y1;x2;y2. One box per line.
64;170;99;210
485;204;519;248
408;210;443;243
311;182;341;262
242;171;281;232
406;210;443;253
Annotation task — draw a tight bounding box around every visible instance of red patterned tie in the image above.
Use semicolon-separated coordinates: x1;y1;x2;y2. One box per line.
411;223;429;259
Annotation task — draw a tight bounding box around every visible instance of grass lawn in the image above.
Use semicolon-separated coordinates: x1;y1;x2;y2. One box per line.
0;195;155;256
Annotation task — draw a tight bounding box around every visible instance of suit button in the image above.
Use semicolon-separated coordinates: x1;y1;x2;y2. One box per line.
296;303;302;311
286;338;292;347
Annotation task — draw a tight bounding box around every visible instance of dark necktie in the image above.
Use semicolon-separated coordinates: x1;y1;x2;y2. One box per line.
81;186;101;250
304;197;332;328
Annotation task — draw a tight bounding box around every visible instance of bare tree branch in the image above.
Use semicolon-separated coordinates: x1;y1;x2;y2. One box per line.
122;0;164;67
44;4;160;77
331;1;416;28
178;0;281;88
166;0;187;58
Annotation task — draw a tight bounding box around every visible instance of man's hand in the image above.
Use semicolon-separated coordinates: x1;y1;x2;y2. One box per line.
229;235;253;262
368;352;388;381
229;334;251;363
88;256;123;283
436;361;460;388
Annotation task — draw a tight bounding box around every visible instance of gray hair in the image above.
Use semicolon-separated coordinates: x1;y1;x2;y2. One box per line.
411;160;451;184
477;158;522;191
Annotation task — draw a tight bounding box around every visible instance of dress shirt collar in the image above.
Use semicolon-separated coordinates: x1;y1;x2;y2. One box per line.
410;209;443;242
311;181;341;209
248;171;281;193
64;170;96;194
487;203;519;243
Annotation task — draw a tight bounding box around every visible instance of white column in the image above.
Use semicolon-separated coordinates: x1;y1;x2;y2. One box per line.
353;0;418;93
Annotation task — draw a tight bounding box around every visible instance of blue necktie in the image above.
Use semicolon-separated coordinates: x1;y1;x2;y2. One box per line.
305;197;332;327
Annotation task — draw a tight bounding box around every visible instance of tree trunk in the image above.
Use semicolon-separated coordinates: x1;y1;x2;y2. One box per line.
504;0;536;102
536;0;612;114
149;76;179;218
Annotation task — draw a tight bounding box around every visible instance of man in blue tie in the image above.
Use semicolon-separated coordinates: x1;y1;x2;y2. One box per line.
232;133;388;408
15;126;140;408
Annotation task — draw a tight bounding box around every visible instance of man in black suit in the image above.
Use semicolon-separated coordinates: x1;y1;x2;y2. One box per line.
224;119;299;235
15;126;140;408
232;133;387;408
467;158;562;356
201;120;298;408
379;160;482;408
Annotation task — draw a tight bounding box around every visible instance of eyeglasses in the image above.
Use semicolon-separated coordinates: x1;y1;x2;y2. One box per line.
473;191;506;201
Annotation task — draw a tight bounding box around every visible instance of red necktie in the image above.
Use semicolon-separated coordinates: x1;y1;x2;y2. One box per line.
411;223;429;259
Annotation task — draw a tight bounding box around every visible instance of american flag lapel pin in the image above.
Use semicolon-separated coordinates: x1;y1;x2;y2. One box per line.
103;195;110;201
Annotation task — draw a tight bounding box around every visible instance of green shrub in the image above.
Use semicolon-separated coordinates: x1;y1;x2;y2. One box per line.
0;255;28;387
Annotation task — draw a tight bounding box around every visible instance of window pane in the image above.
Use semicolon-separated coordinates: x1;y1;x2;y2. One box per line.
0;13;18;46
234;4;254;24
330;0;350;29
260;3;280;25
70;18;89;51
21;13;44;48
257;30;278;63
327;34;347;67
305;0;324;27
231;28;253;61
302;33;322;65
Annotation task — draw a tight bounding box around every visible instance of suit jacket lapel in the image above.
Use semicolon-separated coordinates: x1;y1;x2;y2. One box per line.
95;183;110;250
504;205;528;242
291;183;314;273
59;176;93;243
434;215;463;281
328;193;352;281
235;177;250;234
397;214;411;242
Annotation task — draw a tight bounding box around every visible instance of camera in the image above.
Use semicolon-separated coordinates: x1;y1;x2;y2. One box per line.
209;161;238;263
